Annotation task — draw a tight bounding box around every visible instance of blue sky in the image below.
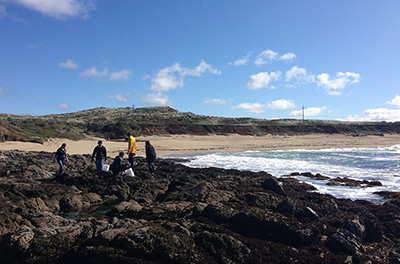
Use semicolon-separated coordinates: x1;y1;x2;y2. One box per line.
1;1;400;121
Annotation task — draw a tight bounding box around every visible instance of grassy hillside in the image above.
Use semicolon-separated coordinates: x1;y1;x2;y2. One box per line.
1;106;400;143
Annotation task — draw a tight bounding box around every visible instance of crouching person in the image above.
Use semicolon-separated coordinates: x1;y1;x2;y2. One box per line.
110;151;130;176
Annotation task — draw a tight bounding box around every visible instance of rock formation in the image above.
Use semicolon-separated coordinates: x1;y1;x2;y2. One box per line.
0;150;400;263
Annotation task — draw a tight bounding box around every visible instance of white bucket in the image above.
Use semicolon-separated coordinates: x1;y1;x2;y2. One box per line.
102;164;110;172
123;168;134;177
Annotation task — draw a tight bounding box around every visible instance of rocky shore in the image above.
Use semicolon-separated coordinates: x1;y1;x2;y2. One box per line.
1;150;400;263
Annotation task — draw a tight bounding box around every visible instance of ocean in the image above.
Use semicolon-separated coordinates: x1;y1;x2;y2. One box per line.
162;145;400;203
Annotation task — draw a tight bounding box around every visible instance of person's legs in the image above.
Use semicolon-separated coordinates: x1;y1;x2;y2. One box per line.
128;153;135;171
57;159;64;174
148;162;155;173
95;159;104;173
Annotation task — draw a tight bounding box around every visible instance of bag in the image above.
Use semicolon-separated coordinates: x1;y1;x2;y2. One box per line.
102;164;110;172
123;168;134;177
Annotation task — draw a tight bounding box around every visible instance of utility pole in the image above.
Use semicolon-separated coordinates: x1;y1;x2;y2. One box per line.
302;106;305;121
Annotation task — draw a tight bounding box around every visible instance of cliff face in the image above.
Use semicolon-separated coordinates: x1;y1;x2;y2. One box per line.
1;106;400;142
1;150;400;263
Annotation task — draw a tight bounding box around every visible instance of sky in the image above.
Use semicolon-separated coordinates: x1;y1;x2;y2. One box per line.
1;0;400;121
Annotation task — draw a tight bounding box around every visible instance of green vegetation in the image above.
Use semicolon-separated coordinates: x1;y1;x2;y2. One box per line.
1;106;400;143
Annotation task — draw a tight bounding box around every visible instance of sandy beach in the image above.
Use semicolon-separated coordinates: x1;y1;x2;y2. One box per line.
0;134;399;157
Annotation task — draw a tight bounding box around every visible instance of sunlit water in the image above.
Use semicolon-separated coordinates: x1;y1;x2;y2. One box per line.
162;145;400;203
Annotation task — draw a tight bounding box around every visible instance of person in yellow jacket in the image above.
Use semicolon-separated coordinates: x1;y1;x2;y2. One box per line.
127;132;137;171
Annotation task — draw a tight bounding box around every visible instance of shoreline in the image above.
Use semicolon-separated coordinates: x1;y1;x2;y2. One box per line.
0;133;399;157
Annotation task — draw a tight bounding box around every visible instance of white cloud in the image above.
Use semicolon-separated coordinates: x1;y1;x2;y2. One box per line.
142;93;173;106
255;49;278;65
267;99;295;110
182;60;221;76
230;53;251;66
7;0;96;19
279;52;296;61
386;94;400;108
150;60;220;92
204;99;226;105
247;71;281;90
254;49;296;65
347;108;400;122
58;104;71;111
110;69;132;81
150;63;184;92
285;66;315;83
80;67;108;80
290;106;326;117
233;103;266;114
316;71;360;95
58;59;79;69
105;93;130;102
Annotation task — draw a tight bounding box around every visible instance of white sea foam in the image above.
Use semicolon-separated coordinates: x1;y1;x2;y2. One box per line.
163;147;400;202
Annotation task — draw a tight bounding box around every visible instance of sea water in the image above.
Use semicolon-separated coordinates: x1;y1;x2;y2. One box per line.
162;145;400;203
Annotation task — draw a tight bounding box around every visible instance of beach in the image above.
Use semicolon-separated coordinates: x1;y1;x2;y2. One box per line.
0;133;399;157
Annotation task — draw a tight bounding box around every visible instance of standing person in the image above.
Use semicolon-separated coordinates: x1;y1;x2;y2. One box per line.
54;143;68;175
92;140;107;173
145;141;157;174
127;132;137;172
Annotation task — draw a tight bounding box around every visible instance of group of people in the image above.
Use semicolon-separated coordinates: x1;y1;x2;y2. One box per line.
54;132;157;176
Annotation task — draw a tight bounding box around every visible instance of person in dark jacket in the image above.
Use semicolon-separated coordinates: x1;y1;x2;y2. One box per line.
145;141;157;174
54;143;68;174
92;140;107;173
110;151;130;175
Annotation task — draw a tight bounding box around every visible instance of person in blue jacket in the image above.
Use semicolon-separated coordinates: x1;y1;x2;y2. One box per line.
92;140;107;173
54;143;68;174
145;141;157;174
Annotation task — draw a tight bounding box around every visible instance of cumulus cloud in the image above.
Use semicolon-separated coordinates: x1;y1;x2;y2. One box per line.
204;99;226;105
230;53;251;66
4;0;96;19
316;72;360;95
267;99;295;110
58;59;79;69
105;93;130;102
142;92;173;106
110;69;132;81
80;67;108;80
58;103;71;111
347;108;400;122
279;52;296;61
285;66;315;83
233;103;266;114
247;71;281;90
290;106;326;117
386;94;400;108
254;49;296;65
150;60;220;92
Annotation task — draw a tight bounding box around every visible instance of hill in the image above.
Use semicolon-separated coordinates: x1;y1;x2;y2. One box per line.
1;106;400;143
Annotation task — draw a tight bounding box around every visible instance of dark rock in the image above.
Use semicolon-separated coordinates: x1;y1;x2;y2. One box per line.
345;218;365;238
303;206;319;220
261;177;286;196
0;150;399;263
195;231;251;263
327;231;359;255
276;198;296;215
328;177;383;188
